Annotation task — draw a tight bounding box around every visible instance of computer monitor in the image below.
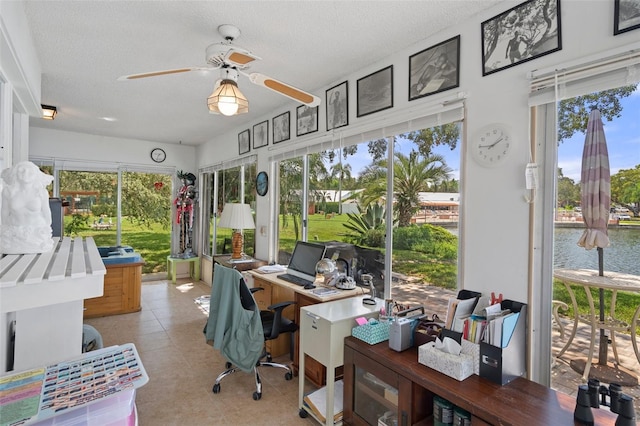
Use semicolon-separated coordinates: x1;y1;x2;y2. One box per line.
285;241;327;282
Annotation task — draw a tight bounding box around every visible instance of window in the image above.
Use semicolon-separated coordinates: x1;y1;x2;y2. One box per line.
201;159;257;258
273;115;463;301
528;46;640;384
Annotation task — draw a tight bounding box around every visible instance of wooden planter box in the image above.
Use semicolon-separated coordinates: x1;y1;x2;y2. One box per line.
83;261;143;318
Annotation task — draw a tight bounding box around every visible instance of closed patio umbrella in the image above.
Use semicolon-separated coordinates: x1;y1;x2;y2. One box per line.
577;108;610;366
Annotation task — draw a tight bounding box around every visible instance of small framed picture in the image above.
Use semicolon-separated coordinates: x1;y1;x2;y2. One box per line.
614;0;640;35
409;35;460;101
273;111;290;144
326;81;348;131
238;129;250;155
297;105;318;137
253;120;268;149
357;65;393;117
481;0;561;76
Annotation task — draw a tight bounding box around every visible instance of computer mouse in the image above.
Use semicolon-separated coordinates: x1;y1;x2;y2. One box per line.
304;283;316;290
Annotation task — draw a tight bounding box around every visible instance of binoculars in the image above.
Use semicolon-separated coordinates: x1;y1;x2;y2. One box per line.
574;379;636;425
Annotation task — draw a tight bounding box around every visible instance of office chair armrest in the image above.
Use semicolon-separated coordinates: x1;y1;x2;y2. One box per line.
266;300;296;340
267;300;295;312
250;287;265;294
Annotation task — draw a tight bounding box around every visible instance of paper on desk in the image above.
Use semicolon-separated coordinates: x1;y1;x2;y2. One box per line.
256;264;286;273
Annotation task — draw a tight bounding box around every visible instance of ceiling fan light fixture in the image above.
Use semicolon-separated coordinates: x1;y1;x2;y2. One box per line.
41;104;57;120
207;79;248;116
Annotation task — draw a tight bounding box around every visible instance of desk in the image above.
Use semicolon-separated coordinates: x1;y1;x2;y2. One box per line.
167;255;200;283
299;296;383;426
0;237;105;373
214;254;267;272
247;271;368;386
553;268;640;381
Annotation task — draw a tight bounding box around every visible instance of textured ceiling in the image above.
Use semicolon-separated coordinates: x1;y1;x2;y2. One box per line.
23;1;507;146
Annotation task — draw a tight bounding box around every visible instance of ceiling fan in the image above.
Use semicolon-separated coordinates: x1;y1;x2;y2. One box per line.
118;24;321;115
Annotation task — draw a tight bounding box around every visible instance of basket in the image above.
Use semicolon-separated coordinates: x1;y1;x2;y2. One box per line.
352;320;390;345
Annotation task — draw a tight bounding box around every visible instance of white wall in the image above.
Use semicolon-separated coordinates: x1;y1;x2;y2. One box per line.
29;127;197;173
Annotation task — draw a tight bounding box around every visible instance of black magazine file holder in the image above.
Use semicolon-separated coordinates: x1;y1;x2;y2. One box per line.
479;299;527;385
437;289;482;343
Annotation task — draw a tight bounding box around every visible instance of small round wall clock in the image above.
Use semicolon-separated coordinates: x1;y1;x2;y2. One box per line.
256;171;268;196
471;123;512;167
150;148;166;163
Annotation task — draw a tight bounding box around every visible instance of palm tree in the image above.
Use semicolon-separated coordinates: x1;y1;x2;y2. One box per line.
330;162;353;213
394;151;451;226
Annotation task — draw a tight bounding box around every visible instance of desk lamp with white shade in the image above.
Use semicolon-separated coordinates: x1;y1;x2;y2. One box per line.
218;203;255;259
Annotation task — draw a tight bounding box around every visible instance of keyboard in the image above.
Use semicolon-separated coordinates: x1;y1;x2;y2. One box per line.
277;273;314;287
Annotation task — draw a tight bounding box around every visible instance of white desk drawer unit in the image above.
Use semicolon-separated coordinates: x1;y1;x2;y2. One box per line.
299;296;383;426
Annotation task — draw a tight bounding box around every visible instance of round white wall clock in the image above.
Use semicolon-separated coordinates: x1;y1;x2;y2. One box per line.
150;148;166;163
471;123;512;167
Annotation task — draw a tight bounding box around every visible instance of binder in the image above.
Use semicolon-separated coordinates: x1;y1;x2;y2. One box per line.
479;300;527;385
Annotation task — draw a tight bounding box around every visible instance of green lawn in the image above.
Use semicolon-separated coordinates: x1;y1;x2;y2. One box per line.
280;213;458;289
66;216;171;274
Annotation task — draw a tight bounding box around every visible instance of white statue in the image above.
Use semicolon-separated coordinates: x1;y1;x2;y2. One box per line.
0;161;55;254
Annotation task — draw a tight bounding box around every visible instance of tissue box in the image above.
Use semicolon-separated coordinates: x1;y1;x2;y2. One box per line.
352;321;390;345
461;339;480;375
418;342;475;381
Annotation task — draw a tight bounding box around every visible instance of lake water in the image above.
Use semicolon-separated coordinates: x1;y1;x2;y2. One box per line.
554;227;640;275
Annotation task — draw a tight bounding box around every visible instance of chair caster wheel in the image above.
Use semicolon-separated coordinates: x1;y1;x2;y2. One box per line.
253;391;262;400
285;371;293;380
299;408;308;418
212;383;221;394
225;362;232;369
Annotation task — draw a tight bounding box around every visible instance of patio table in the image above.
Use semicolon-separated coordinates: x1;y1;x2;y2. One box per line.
553;268;640;382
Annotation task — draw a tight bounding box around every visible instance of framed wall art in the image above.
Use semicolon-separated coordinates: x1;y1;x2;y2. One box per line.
326;81;348;131
409;35;460;101
481;0;562;76
253;120;268;149
357;65;393;117
272;111;290;144
296;105;318;137
614;0;640;35
238;129;250;155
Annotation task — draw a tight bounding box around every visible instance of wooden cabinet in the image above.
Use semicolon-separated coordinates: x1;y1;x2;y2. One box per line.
83;262;143;318
343;336;617;426
344;340;429;425
252;275;296;358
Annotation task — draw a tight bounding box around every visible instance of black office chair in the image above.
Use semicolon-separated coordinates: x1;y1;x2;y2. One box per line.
205;264;297;400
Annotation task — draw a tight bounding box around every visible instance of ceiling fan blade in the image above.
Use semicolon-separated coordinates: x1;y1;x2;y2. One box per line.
117;66;212;81
247;73;320;107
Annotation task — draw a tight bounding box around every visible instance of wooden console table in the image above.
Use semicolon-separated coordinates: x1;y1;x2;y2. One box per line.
343;336;617;425
83;260;144;318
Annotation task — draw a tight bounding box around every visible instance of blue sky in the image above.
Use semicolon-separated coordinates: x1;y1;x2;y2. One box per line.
339;87;639;184
558;87;640;182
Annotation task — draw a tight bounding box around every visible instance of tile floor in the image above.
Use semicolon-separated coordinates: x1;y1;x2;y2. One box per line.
85;278;312;425
85;277;640;424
